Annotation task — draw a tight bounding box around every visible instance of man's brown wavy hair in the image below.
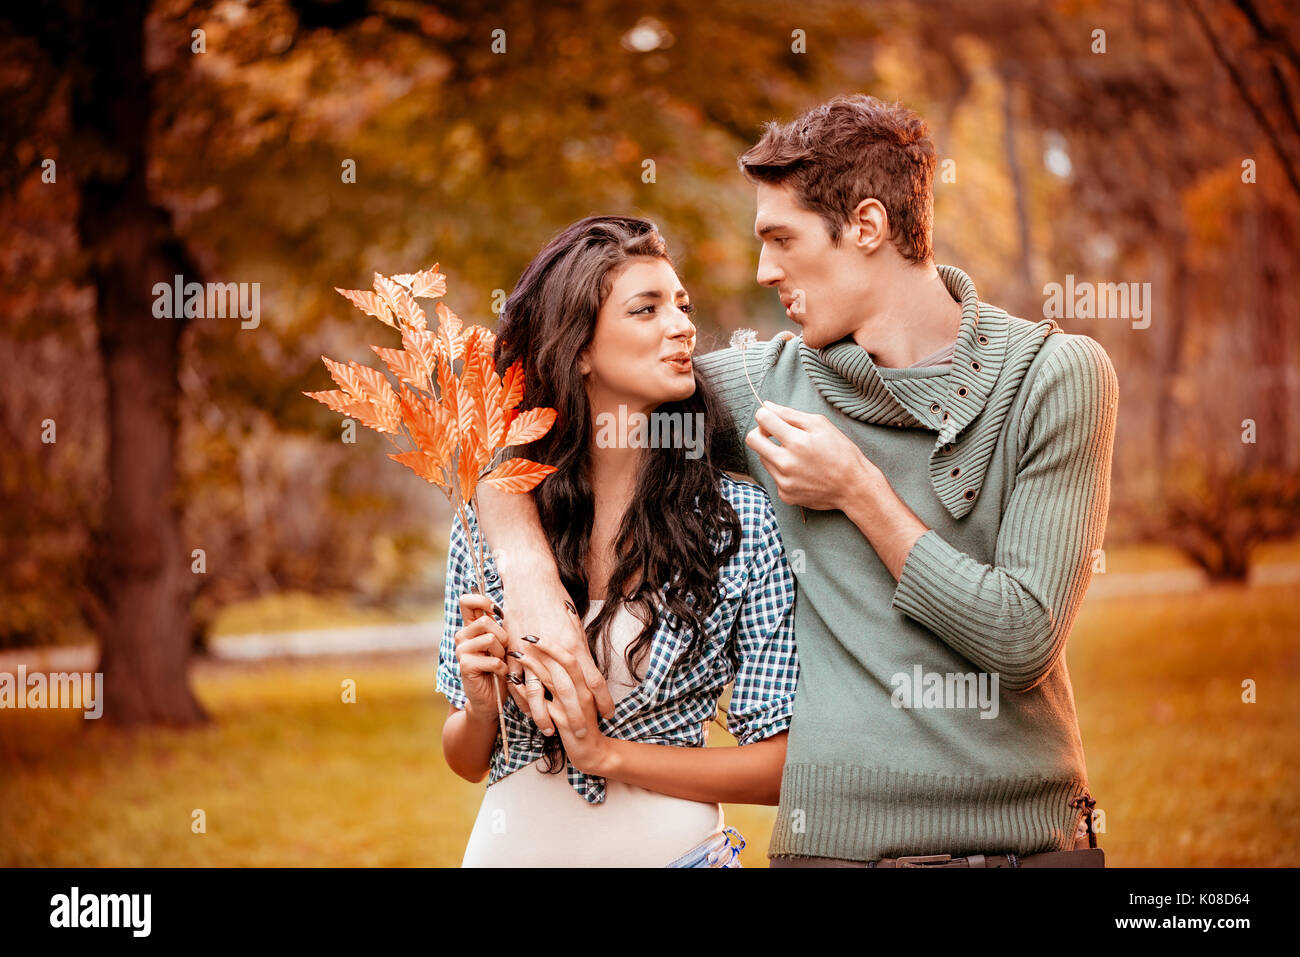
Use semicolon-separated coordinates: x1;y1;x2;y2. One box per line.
738;94;937;263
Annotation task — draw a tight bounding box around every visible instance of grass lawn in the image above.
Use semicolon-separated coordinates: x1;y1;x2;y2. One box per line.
1;581;1295;867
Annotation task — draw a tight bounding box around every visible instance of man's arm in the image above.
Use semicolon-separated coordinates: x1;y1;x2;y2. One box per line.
878;337;1118;691
475;485;616;727
751;335;1118;693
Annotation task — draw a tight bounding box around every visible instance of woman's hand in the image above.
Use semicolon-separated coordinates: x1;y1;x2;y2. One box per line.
454;593;510;723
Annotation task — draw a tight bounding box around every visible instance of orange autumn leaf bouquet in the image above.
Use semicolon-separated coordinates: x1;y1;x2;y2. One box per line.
304;266;557;756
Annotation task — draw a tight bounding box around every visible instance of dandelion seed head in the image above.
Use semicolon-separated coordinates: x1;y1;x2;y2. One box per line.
730;328;758;350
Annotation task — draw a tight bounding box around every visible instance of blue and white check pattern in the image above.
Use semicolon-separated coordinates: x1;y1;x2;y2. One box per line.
436;472;800;804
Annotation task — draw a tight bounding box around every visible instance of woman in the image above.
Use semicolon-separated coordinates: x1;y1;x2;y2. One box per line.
435;216;799;867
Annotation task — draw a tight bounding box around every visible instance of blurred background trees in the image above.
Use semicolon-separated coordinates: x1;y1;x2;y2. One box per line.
1;0;1297;722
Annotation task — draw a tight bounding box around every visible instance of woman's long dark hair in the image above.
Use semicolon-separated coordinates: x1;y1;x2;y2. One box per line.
494;216;743;774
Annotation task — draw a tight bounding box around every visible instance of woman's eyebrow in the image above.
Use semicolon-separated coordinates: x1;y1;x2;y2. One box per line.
623;290;664;304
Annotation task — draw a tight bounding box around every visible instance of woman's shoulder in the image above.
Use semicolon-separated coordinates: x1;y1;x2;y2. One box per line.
715;471;781;546
718;469;775;510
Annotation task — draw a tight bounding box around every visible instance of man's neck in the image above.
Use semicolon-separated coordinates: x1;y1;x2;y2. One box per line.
850;262;963;369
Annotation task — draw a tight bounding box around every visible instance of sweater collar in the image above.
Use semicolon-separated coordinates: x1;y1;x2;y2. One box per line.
797;264;1057;519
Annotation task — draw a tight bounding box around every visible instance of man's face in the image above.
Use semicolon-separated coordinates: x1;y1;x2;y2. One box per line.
752;181;868;350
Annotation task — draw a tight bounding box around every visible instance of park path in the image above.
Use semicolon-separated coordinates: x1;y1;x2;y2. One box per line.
3;562;1299;673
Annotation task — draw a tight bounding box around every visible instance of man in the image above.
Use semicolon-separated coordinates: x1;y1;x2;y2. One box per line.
477;94;1118;866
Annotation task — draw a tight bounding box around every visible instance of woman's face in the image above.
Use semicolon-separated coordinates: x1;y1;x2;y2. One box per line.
578;256;697;415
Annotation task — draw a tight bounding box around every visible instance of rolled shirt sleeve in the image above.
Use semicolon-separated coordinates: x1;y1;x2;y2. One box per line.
435;509;473;712
726;491;800;745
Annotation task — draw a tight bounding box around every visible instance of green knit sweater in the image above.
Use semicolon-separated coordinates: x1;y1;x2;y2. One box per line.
695;264;1119;861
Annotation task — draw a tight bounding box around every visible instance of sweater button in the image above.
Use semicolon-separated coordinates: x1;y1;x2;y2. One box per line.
963;488;977;501
977;334;989;345
929;402;941;414
970;360;982;372
950;467;962;478
957;386;969;398
941;442;954;453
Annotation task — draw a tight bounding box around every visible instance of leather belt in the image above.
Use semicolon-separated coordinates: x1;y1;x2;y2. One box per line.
774;847;1105;868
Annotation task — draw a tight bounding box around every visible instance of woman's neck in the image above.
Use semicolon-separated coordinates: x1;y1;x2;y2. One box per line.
583;435;643;601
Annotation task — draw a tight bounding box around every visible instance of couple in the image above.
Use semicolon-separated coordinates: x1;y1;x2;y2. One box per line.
437;94;1119;868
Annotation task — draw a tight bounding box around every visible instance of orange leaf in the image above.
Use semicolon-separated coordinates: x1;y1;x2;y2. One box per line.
335;287;397;328
303;389;355;416
502;407;556;447
458;427;482;501
436;353;458;423
501;359;525;412
371;344;431;393
349;364;402;432
434;302;464;363
321;355;368;401
373;273;425;331
343;398;399;435
482;458;558;494
398;385;453;467
388;450;450;491
464;324;495;357
472;348;505;447
392;265;447;300
402;328;439;385
459;334;483;429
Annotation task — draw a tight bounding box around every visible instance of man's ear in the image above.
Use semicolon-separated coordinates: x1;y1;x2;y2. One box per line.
849;198;889;255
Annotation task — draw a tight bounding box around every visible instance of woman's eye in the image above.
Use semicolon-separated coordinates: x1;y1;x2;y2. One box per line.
633;304;656;315
680;302;695;315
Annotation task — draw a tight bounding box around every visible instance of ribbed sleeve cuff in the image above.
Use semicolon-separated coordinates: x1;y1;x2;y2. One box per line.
890;528;967;632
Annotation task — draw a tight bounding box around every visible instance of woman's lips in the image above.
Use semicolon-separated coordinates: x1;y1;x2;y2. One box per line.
663;357;693;372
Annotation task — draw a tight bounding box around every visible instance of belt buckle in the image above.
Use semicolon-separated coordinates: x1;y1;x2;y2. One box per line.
896;854;954;867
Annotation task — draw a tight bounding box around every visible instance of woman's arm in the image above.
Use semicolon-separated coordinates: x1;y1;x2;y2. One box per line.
596;732;788;805
436;513;507;783
442;703;501;783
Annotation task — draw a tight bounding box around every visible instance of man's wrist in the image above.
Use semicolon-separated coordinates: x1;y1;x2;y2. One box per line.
838;450;883;515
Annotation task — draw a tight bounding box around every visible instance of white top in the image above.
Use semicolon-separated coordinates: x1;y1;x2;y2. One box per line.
460;599;724;867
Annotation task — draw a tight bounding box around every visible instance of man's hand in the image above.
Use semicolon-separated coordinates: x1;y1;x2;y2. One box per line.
475;483;617;734
500;591;617;734
747;400;875;511
747;400;930;581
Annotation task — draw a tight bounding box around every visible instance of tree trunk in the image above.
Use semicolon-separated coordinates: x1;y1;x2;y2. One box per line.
74;0;207;726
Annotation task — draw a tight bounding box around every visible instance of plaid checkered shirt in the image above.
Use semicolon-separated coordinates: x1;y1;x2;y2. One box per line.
436;471;800;804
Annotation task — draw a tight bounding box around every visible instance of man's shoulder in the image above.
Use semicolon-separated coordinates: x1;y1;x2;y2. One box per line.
695;330;801;383
1029;329;1118;394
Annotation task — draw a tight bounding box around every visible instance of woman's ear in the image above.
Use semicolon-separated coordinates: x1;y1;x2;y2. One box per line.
577;348;592;376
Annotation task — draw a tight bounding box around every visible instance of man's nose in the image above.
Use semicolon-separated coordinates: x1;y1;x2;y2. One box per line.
756;245;782;287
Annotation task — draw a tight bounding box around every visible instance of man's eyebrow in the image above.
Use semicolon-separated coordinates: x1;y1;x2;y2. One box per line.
755;223;790;239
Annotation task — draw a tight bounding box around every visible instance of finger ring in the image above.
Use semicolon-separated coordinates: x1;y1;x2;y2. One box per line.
525;677;543;687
